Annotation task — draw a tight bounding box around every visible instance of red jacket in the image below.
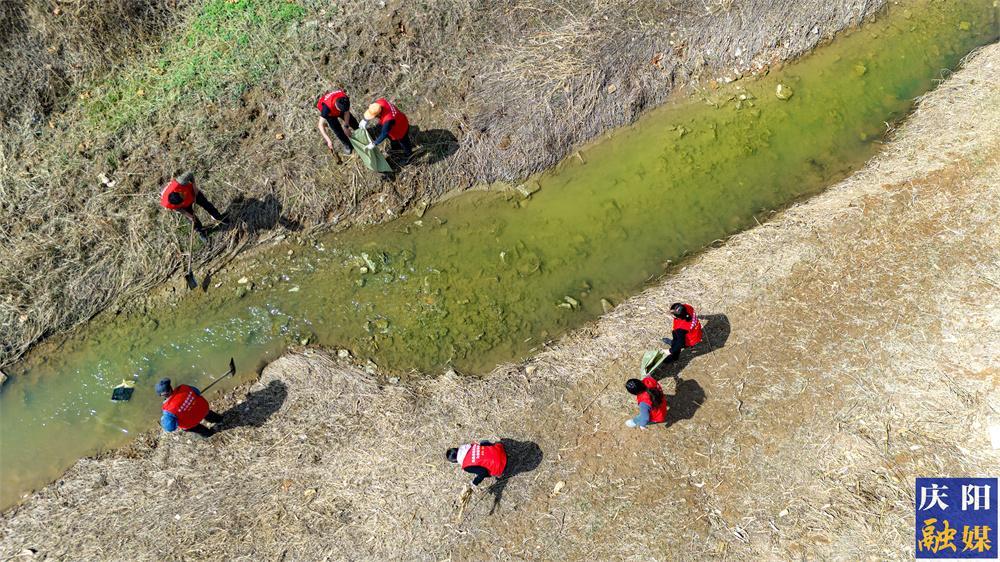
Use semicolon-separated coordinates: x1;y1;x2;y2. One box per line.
636;376;667;423
162;385;210;429
160;179;196;210
461;442;507;477
673;304;703;347
374;98;409;141
316;90;347;118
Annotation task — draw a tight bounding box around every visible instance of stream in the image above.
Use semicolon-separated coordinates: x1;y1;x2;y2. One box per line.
1;0;996;509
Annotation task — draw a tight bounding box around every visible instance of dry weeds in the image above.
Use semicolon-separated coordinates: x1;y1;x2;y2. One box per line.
0;0;883;367
1;40;996;562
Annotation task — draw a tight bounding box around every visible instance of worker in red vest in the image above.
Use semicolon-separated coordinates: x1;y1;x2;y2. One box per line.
661;302;704;362
359;98;413;157
156;378;223;437
446;440;507;485
625;376;667;428
159;172;227;242
316;88;359;155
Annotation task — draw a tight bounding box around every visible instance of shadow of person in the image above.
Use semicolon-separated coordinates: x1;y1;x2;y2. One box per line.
216;380;288;433
664;377;706;428
215;194;302;235
485;439;543;514
652;313;731;380
408;126;459;166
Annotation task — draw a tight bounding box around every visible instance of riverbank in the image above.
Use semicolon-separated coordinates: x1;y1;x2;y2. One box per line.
3;40;997;561
0;0;888;367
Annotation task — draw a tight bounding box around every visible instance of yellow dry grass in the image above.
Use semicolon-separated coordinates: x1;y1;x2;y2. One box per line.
1;39;997;562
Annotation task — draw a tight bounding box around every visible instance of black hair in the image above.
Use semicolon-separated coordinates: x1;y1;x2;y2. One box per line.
334;96;350;113
445;448;459;463
177;171;194;185
625;378;663;408
167;192;184;205
669;302;690;320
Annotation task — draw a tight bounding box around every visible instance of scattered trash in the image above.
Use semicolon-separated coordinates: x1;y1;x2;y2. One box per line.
337;349;351;359
606;84;618;94
551;481;566;496
238;277;249;284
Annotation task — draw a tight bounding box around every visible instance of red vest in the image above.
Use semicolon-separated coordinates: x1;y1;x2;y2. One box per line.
160;179;196;210
672;304;703;347
461;442;507;477
636;376;667;424
162;385;210;430
374;98;409;141
316;89;347;118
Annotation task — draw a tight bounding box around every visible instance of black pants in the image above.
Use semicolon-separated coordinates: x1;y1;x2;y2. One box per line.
185;410;223;437
663;329;687;362
389;132;413;157
182;192;225;232
326;115;359;149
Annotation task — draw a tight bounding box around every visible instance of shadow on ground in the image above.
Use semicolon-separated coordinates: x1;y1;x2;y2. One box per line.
410;127;459;166
664;378;706;428
217;380;288;432
217;194;302;235
486;438;543;514
652;313;731;380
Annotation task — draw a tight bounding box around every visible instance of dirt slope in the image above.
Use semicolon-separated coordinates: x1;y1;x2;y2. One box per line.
2;40;998;562
0;0;884;367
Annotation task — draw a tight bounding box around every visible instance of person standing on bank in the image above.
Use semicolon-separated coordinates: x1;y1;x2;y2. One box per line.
156;378;223;438
446;440;507;486
316;88;359;155
159;171;227;242
359;98;413;157
661;302;704;362
625;376;667;429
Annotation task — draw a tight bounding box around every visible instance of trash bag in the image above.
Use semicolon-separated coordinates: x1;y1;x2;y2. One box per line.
111;379;135;402
350;128;393;172
641;349;668;376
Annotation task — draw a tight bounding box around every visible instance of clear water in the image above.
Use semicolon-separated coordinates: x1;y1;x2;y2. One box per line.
1;0;996;509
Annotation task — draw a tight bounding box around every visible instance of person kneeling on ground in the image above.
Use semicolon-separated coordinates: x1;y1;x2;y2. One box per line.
359;98;413;157
316;88;359;155
159;171;227;242
156;378;223;438
661;302;703;362
446;440;507;486
625;376;667;429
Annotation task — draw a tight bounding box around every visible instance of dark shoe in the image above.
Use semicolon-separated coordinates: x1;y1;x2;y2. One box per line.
661;338;672;346
197;229;209;243
216;213;230;225
342;145;354;155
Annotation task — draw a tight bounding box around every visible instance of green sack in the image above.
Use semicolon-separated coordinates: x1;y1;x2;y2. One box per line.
350;128;393;173
641;349;668;376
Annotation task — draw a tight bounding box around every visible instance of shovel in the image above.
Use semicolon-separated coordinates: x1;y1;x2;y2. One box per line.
184;227;198;290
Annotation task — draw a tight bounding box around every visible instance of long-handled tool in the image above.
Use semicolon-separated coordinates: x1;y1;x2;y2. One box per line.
201;358;236;393
184;227;198;290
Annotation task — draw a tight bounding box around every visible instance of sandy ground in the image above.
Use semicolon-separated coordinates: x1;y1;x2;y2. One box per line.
2;40;998;562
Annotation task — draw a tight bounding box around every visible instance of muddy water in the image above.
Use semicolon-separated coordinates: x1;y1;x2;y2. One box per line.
1;0;996;508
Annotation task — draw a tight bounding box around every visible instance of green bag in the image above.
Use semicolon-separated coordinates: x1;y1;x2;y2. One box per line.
641;349;668;376
350;128;393;172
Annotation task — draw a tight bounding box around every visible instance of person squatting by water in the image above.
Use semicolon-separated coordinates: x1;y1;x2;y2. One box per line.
661;302;703;362
359;98;413;157
156;378;223;438
625;376;668;429
159;171;227;242
316;88;359;155
446;441;507;486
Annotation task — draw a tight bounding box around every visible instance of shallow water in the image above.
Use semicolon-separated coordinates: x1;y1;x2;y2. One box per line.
1;0;996;509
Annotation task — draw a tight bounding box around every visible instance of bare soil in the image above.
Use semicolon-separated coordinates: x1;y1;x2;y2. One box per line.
0;0;885;367
2;40;996;562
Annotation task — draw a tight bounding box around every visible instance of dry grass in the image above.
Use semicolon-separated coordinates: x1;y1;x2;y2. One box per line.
0;0;883;368
1;41;996;562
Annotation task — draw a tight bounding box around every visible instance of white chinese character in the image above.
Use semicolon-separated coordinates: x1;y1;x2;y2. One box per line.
961;484;991;511
918;483;950;510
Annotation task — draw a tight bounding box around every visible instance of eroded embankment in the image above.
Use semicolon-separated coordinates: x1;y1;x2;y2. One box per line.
0;0;888;367
2;42;998;562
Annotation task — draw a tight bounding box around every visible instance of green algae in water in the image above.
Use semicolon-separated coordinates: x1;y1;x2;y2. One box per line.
1;0;997;509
